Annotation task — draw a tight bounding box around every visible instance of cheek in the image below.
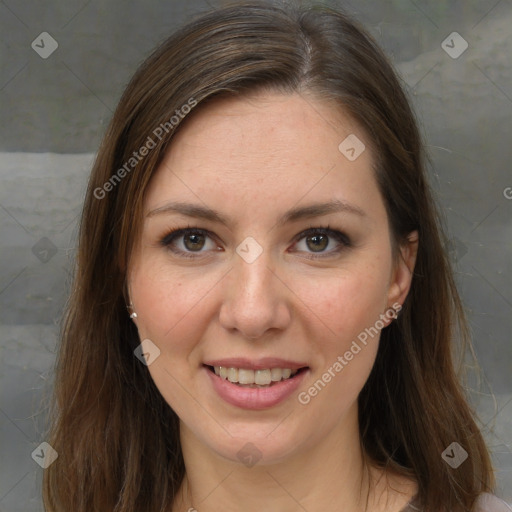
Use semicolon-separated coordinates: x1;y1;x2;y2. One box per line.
293;270;387;421
296;263;390;348
129;263;216;408
129;258;215;351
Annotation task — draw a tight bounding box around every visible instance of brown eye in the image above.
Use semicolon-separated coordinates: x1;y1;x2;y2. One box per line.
184;232;206;251
160;228;219;259
292;227;351;258
306;234;329;252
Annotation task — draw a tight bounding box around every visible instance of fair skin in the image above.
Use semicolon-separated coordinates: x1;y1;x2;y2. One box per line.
128;91;419;512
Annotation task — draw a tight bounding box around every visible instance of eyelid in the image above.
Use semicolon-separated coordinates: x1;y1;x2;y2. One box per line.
159;225;351;259
159;227;222;261
291;226;351;247
288;226;351;259
160;227;216;247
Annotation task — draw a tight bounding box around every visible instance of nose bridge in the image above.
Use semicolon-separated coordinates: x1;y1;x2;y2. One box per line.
233;234;275;293
232;243;277;306
219;240;290;338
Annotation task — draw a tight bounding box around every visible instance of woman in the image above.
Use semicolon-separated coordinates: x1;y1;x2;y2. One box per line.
43;2;507;511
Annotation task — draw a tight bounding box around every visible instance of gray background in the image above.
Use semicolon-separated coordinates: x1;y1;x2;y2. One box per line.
0;0;511;510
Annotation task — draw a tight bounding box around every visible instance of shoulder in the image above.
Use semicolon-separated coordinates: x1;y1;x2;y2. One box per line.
473;493;512;512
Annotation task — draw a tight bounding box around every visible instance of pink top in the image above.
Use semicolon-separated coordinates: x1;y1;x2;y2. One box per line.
400;493;511;511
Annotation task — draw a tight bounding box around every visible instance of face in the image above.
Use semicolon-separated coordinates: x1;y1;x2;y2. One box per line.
128;91;416;466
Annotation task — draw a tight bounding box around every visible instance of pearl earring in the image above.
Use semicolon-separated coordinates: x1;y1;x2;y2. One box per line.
127;302;137;319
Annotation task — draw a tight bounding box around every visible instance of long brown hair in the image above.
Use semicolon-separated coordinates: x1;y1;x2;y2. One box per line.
43;2;495;511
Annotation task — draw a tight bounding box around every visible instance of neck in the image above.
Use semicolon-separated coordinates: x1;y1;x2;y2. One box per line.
171;406;415;512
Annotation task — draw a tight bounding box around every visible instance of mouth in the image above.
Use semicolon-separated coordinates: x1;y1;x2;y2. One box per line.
203;362;311;410
204;364;309;388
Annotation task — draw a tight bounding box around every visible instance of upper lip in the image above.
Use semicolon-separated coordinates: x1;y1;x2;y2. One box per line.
203;357;309;371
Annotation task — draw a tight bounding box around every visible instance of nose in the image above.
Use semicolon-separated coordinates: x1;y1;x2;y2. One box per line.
218;248;292;340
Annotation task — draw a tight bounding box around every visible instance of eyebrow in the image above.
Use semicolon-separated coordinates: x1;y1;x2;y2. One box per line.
146;199;365;226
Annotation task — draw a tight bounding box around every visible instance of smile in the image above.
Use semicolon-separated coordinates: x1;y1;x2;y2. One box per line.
203;364;310;410
210;366;301;387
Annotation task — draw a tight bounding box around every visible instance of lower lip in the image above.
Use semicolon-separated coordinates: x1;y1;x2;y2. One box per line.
204;366;309;410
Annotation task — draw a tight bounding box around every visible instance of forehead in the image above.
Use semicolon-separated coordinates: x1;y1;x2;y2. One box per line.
144;91;383;224
166;91;366;169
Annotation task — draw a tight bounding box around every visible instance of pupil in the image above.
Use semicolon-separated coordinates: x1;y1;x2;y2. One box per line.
185;233;204;251
307;234;328;252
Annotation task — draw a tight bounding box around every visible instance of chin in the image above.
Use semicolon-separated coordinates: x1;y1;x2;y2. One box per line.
186;415;319;468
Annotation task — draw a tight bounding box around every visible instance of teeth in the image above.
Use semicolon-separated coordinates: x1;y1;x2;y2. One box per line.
228;367;238;382
271;368;282;381
238;368;253;384
255;369;271;385
213;366;299;385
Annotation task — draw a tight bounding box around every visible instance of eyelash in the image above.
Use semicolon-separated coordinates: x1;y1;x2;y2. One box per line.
159;225;352;260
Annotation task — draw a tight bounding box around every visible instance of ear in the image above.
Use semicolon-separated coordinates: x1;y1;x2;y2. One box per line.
387;230;418;308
